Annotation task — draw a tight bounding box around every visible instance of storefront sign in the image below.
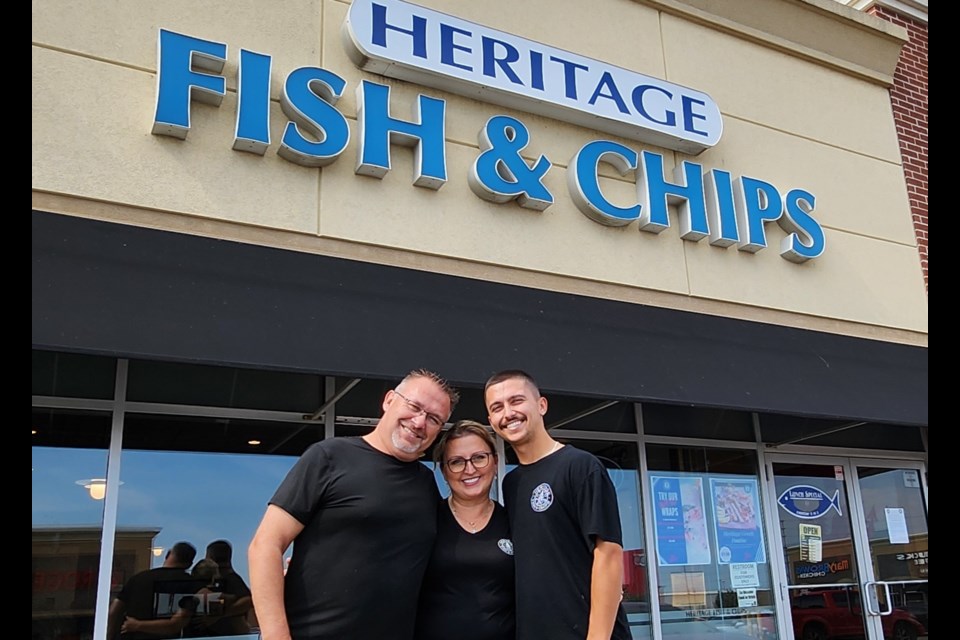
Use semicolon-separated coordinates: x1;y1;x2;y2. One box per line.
342;0;722;154
151;27;826;263
777;485;842;519
793;555;851;580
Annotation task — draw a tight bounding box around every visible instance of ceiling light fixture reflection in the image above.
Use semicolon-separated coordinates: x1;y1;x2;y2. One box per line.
152;546;164;557
75;478;123;500
248;439;261;446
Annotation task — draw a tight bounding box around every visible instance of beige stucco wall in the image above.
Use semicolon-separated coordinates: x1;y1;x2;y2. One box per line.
32;0;928;345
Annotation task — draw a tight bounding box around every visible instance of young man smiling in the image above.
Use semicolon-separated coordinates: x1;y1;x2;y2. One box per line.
248;369;459;640
485;369;630;640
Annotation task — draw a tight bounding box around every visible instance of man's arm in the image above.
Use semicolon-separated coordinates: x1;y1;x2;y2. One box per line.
248;504;305;640
120;605;193;637
106;598;126;640
586;537;625;640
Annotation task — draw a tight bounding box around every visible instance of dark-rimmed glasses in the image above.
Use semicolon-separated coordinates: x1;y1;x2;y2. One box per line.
393;389;446;429
443;452;493;473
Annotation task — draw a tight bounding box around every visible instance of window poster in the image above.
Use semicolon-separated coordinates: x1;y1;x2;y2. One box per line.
710;478;766;564
651;475;711;566
799;523;823;562
884;507;909;544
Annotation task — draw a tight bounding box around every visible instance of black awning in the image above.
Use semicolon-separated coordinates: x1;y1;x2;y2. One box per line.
32;210;927;426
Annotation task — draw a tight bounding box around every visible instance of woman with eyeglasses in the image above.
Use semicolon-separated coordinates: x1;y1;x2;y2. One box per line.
414;419;515;640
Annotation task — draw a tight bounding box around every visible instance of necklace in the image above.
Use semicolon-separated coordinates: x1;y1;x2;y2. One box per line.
449;497;492;534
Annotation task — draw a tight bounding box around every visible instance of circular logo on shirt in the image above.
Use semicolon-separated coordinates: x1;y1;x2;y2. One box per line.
530;482;554;512
498;538;514;555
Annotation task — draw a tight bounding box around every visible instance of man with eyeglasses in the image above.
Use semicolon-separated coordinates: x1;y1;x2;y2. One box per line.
485;369;630;640
248;369;459;640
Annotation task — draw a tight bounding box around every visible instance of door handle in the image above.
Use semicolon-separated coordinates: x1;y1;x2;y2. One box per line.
863;581;892;616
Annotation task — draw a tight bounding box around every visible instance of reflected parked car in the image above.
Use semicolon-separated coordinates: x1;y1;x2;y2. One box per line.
790;588;925;640
894;589;927;631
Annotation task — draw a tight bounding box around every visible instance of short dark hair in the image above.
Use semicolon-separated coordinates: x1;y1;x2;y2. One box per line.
206;539;233;564
484;369;540;395
169;541;197;566
404;368;461;412
432;419;497;466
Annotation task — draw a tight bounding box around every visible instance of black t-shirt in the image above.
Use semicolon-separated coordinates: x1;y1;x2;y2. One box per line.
270;437;440;640
414;499;515;640
116;567;205;640
501;445;631;640
191;570;252;637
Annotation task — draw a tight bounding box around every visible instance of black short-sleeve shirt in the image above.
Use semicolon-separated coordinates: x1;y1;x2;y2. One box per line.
501;445;631;640
414;499;515;640
269;437;440;640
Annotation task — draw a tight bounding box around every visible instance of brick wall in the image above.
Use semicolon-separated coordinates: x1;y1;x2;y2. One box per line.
867;6;928;292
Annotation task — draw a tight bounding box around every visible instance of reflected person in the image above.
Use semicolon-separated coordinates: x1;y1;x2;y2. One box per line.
414;420;515;640
122;558;222;638
106;541;199;640
202;539;254;635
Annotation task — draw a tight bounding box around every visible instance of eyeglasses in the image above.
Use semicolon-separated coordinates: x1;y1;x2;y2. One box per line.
392;389;446;429
443;452;493;473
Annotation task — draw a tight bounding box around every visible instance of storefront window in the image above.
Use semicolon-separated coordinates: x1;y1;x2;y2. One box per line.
126;359;324;412
32;408;112;640
33;351;117;400
106;413;301;640
645;444;778;640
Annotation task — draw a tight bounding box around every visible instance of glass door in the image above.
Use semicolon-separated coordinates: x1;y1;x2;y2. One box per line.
851;462;928;640
765;456;928;640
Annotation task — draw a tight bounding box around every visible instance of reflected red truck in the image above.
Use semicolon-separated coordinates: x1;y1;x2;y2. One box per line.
790;588;925;640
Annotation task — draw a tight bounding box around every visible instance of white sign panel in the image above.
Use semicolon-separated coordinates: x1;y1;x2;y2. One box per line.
729;562;760;588
343;0;723;154
736;588;758;608
885;507;910;544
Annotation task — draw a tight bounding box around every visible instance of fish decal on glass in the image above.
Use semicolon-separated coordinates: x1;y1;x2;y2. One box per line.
777;485;842;519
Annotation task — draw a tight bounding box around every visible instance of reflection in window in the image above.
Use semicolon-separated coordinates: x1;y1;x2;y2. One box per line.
856;467;928;581
32;409;112;640
646;445;778;640
107;441;298;640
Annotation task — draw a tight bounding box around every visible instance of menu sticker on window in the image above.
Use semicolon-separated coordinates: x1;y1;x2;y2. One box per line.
799;523;822;562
